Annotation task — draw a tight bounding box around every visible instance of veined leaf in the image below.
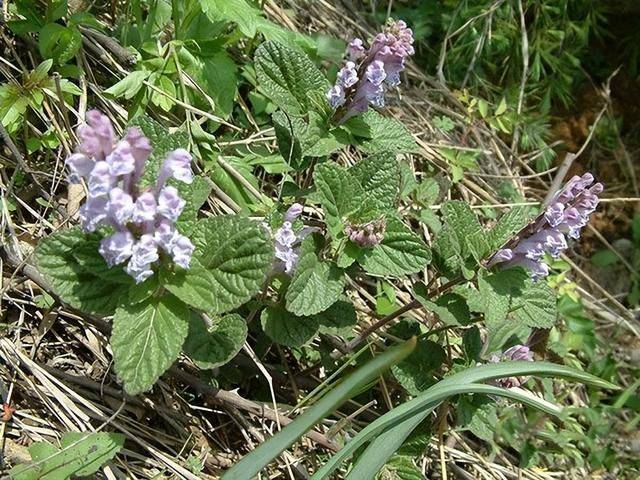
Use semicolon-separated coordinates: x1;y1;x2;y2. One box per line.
184;313;247;369
35;227;132;315
261;306;319;347
360;216;431;276
285;236;344;316
255;41;329;114
112;294;189;395
165;215;273;314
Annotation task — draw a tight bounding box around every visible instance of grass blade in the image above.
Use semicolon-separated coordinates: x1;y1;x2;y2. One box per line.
221;337;417;480
343;383;563;480
313;361;616;479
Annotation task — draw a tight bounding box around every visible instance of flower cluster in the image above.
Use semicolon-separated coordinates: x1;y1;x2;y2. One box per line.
66;110;195;283
273;203;316;274
326;19;414;122
344;217;386;247
490;344;533;388
488;173;603;281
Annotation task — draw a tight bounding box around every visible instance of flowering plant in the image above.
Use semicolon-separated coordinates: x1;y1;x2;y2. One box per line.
22;12;617;479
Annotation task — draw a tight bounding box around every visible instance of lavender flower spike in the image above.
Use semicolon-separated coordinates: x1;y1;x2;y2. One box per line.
66;108;198;282
272;203;314;274
327;18;414;121
488;173;603;281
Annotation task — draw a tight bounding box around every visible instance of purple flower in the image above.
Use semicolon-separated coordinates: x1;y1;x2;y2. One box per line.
337;61;359;88
106;140;136;177
66;153;94;183
99;231;135;266
108;187;134;225
327;19;414;121
347;38;365;61
488;173;602;281
326;85;346;109
154;219;176;253
87;161;113;198
132;192;157;224
171;234;195;269
157;148;193;188
272;203;315;274
344;217;386;248
125;234;159;283
68;109;197;282
157;186;186;222
490;344;534;388
79;195;109;232
77;110;115;161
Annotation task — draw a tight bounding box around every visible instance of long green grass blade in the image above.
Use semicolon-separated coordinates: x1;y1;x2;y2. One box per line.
343;383;563;480
221;337;417;480
313;361;616;479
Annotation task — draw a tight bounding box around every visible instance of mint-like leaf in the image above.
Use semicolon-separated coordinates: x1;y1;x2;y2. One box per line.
255;41;329;114
261;305;319;347
392;335;446;395
285;236;344;316
165;215;273;314
414;283;470;326
487;205;530;251
112;294;189;395
315;300;358;338
35;227;132;315
441;200;488;261
360;216;431;276
348;110;418;153
313;162;365;237
349;152;401;210
184;313;247;369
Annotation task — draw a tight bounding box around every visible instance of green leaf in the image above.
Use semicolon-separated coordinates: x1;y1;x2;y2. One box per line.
165;215;273;314
261;306;319;347
470;268;557;332
104;70;151;99
414;284;470;326
10;431;125;480
487;206;530;251
189;50;237;118
221;338;417;480
348;110;418;154
458;396;498;442
349;152;401;210
35;228;131;315
392;336;446;395
38;23;82;65
376;456;424;480
441;200;488;261
313;162;365;236
201;0;262;37
175;175;211;233
510;280;557;329
254;41;329;114
285;236;344;316
315;300;358;338
432;224;465;276
360;216;431;276
112;294;189;395
184;313;247;369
